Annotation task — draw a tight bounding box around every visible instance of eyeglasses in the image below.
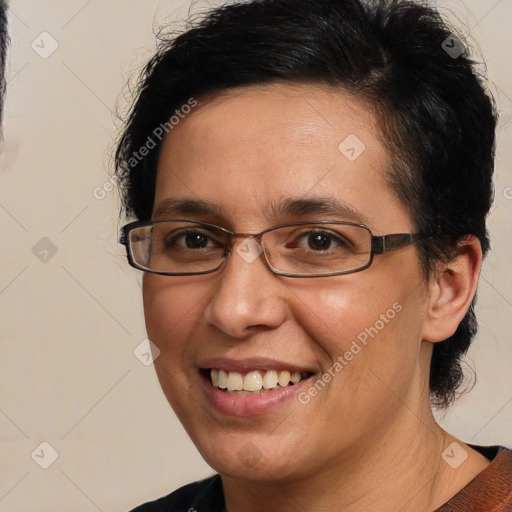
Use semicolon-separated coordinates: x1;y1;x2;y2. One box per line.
119;219;424;278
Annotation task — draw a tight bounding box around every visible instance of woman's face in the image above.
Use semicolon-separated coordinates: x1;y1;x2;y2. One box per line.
143;83;432;481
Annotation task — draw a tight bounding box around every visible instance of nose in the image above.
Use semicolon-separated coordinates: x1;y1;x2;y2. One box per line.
202;236;288;339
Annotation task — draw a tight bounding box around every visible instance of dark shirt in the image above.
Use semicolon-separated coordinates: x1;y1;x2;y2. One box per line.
130;444;512;512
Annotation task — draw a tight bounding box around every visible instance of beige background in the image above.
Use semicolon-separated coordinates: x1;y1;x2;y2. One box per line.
0;1;511;511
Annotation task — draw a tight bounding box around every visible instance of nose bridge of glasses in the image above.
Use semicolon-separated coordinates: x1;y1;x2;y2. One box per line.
223;230;266;253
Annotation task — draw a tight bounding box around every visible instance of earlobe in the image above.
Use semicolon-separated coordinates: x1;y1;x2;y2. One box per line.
421;237;482;343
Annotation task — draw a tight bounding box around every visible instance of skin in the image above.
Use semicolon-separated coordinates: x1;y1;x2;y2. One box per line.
142;82;490;511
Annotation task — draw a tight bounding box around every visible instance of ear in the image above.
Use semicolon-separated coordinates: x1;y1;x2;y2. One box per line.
421;236;482;343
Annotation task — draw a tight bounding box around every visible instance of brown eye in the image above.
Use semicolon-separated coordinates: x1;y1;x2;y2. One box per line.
285;229;352;252
165;229;221;249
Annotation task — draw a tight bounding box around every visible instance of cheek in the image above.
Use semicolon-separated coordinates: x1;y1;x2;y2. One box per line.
142;276;203;357
294;280;394;357
142;277;207;419
296;277;423;395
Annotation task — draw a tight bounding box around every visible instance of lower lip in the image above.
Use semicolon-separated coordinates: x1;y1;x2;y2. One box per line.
200;372;314;417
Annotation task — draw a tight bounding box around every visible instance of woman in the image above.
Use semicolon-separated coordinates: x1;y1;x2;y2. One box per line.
115;0;512;510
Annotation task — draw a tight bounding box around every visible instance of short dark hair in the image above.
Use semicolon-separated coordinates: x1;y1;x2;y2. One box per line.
0;0;8;127
115;0;497;409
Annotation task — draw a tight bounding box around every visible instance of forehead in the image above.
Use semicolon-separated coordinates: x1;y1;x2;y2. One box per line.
154;82;411;232
176;82;381;157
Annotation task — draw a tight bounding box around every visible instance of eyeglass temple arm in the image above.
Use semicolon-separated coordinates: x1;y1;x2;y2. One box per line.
371;233;423;254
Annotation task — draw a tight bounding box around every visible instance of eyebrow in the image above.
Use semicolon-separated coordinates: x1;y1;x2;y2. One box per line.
153;196;372;226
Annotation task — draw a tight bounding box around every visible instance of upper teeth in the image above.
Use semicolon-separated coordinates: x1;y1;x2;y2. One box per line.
211;369;303;392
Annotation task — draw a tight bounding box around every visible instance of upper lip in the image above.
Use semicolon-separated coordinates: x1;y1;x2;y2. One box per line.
197;357;317;374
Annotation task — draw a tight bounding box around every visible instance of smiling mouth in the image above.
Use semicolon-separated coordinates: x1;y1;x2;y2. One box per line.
201;368;314;395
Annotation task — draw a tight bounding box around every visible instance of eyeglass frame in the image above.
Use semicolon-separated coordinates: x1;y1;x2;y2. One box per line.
119;218;425;278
